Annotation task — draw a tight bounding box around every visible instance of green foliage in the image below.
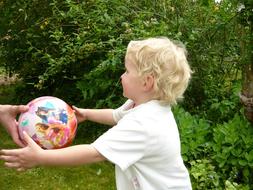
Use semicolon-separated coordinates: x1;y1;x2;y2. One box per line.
181;0;243;114
76;58;124;108
203;80;242;122
0;0;245;112
225;180;251;190
212;113;253;185
190;159;220;189
176;104;253;188
175;107;212;162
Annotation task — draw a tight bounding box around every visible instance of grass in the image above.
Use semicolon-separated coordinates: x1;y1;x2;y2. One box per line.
0;128;116;190
0;69;116;190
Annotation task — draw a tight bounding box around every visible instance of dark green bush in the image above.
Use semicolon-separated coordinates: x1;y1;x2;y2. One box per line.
176;105;253;189
212;113;253;186
175;107;212;162
0;0;244;114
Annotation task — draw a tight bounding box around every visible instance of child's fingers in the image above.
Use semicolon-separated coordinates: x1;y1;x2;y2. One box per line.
4;161;20;169
0;155;19;162
0;148;23;156
23;131;36;146
72;106;79;112
17;167;26;172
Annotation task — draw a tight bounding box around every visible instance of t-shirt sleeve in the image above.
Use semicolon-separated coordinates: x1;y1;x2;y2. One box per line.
92;117;148;171
112;99;134;123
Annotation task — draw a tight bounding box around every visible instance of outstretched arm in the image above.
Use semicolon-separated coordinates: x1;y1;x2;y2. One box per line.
73;106;116;126
0;104;29;147
0;132;106;171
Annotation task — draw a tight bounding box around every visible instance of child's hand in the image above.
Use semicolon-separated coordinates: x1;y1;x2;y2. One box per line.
0;131;43;171
72;106;89;123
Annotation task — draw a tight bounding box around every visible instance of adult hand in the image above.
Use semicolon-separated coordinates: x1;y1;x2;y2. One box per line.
0;104;29;147
0;131;43;171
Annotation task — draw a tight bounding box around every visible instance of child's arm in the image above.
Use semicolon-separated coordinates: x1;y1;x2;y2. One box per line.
73;106;116;126
0;132;106;171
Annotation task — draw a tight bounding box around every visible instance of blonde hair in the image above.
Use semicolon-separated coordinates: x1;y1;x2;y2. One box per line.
126;37;192;105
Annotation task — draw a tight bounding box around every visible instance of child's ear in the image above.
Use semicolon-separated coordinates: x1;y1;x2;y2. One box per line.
143;74;154;91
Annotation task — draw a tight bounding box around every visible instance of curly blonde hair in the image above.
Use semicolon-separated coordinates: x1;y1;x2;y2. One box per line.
126;37;192;105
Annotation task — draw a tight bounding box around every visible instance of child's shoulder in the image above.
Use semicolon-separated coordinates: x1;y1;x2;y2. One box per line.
128;100;172;120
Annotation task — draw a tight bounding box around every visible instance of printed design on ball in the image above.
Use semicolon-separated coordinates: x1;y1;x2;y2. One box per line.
18;96;77;149
32;102;70;148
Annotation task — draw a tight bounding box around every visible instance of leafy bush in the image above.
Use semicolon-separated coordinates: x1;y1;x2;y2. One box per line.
175;105;253;188
203;80;242;123
0;0;244;115
189;159;220;189
175;107;212;162
225;180;251;190
212;113;253;186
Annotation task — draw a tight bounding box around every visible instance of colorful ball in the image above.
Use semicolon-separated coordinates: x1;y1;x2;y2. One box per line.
18;96;77;149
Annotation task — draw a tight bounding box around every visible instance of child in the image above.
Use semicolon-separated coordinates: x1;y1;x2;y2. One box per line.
0;37;192;190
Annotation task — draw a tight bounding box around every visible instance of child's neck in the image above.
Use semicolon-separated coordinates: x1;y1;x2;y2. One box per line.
133;97;155;107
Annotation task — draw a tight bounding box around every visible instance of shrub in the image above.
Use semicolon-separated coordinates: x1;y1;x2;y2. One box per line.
175;106;212;162
190;159;221;189
212;113;253;187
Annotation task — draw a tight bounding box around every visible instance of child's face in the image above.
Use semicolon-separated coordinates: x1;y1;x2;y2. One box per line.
121;55;144;101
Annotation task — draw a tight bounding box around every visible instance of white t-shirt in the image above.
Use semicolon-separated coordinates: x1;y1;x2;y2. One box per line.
92;100;192;190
